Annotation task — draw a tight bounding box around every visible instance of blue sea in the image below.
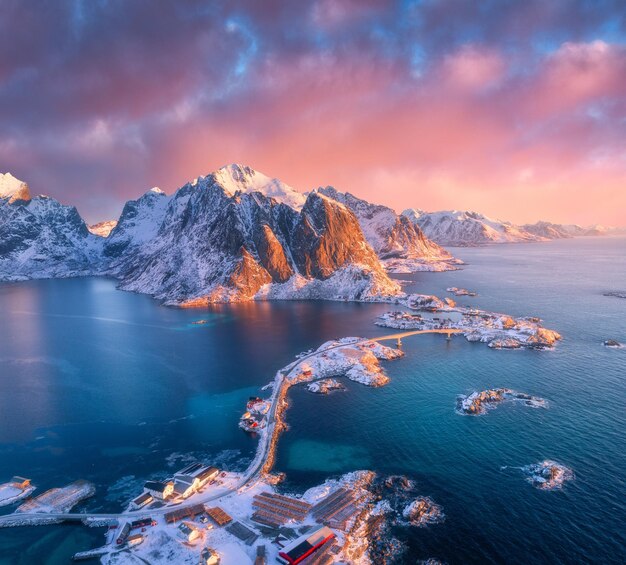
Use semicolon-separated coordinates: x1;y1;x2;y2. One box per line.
0;237;624;564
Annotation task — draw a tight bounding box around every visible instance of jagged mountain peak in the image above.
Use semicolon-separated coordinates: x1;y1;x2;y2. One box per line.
189;164;309;211
0;172;31;203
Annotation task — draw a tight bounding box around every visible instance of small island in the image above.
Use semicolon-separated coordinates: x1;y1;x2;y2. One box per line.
521;461;574;490
376;297;562;351
457;389;547;415
446;286;478;297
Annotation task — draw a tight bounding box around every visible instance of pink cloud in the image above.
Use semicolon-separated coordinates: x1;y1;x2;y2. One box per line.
439;45;506;90
134;40;625;227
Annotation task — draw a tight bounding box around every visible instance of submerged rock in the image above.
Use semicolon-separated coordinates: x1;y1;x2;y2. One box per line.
603;291;626;299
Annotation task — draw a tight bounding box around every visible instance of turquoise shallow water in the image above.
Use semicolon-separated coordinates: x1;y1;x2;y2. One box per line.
0;237;625;563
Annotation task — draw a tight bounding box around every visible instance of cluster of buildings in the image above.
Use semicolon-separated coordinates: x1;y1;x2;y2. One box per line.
239;396;271;433
131;463;220;510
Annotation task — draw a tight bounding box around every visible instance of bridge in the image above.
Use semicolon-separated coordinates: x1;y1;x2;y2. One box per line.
374;328;464;342
0;328;462;528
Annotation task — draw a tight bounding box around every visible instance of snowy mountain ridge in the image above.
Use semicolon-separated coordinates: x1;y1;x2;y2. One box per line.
317;187;461;272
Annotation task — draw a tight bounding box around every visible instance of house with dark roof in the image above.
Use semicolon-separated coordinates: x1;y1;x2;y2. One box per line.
144;480;174;500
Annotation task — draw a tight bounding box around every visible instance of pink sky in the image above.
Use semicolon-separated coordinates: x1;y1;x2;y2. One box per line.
1;1;624;226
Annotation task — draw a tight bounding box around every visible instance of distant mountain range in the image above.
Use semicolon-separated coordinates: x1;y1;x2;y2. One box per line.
402;209;619;247
0;166;621;305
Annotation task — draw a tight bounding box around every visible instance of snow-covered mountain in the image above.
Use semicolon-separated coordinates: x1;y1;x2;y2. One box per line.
522;221;611;239
103;187;170;258
403;209;545;246
212;163;307;210
106;166;399;305
0;175;103;280
317;187;460;272
88;220;117;237
0;172;31;203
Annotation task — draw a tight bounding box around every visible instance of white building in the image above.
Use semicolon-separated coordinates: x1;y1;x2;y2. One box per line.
144;480;174;500
178;522;201;543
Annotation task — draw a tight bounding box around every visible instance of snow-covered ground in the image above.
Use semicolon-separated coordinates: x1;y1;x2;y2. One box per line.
15;480;95;514
0;483;36;507
286;337;403;387
383;257;462;273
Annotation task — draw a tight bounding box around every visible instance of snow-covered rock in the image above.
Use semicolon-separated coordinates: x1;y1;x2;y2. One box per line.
402;497;444;527
402;209;544;246
288;337;403;387
103;187;170;259
457;389;547;415
0;173;31;203
88;220;117;237
318;187;460;272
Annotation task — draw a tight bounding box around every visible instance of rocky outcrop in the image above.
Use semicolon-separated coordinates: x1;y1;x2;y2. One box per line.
403;497;444;527
318;187;459;272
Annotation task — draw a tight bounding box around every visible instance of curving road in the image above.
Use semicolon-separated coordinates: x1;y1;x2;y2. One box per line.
0;330;459;527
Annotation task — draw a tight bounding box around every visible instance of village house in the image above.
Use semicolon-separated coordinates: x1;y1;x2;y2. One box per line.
143;480;174;500
130;491;153;510
178;522;201;543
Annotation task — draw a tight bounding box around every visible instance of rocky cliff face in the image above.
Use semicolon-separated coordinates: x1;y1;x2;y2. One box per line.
106;166;399;305
0;191;102;280
318;187;459;272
